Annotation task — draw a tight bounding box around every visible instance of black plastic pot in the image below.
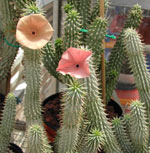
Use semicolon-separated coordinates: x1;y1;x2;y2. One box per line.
9;143;23;153
0;93;5;123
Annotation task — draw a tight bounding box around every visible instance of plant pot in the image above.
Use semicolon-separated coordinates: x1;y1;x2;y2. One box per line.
42;92;62;143
42;92;123;144
0;93;5;123
9;143;23;153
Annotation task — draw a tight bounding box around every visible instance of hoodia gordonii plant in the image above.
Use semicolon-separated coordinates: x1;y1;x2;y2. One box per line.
86;17;107;67
57;81;85;153
23;44;53;152
15;2;53;153
82;59;123;153
112;118;134;153
112;100;148;153
24;49;53;153
0;93;17;153
123;28;150;145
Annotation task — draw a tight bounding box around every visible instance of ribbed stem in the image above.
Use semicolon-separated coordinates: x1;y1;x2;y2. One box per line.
84;59;123;153
67;0;80;10
87;17;107;66
0;93;16;153
24;49;42;124
112;118;134;153
27;124;52;153
80;129;105;153
122;114;131;138
63;9;81;50
77;0;91;44
0;35;18;81
58;80;85;153
91;0;110;22
0;0;19;81
24;49;52;153
130;101;148;153
123;28;150;147
43;42;61;82
105;4;142;103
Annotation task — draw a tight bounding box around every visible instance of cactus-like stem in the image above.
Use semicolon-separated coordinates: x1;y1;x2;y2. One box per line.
123;28;150;144
0;35;18;81
0;0;20;81
58;80;85;153
84;59;123;153
112;118;134;153
123;28;150;111
27;124;52;153
122;114;131;138
91;0;110;22
80;129;105;153
24;49;42;124
77;0;91;44
0;93;16;153
55;38;63;64
24;49;53;153
105;4;142;103
87;17;107;66
130;101;148;153
67;0;80;10
63;9;81;50
43;42;62;82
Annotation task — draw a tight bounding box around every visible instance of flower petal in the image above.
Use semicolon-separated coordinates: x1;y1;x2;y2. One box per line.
16;14;54;50
56;47;92;78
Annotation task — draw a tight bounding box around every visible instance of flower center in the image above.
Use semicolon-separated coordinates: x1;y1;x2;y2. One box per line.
76;64;80;68
32;31;36;35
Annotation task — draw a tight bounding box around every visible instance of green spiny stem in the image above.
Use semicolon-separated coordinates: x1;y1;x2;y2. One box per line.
24;49;53;153
91;0;110;22
43;41;62;82
0;0;20;81
77;0;91;45
105;4;142;103
122;114;131;138
76;119;91;152
112;118;134;153
123;28;150;110
0;35;18;81
55;38;63;63
63;9;81;50
27;124;52;153
84;59;123;153
130;100;148;153
24;49;42;124
58;80;85;153
67;0;80;11
22;1;44;16
0;93;16;153
87;17;107;66
80;129;105;153
123;28;150;145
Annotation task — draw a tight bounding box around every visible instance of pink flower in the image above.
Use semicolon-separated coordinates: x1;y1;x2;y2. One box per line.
56;47;92;78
